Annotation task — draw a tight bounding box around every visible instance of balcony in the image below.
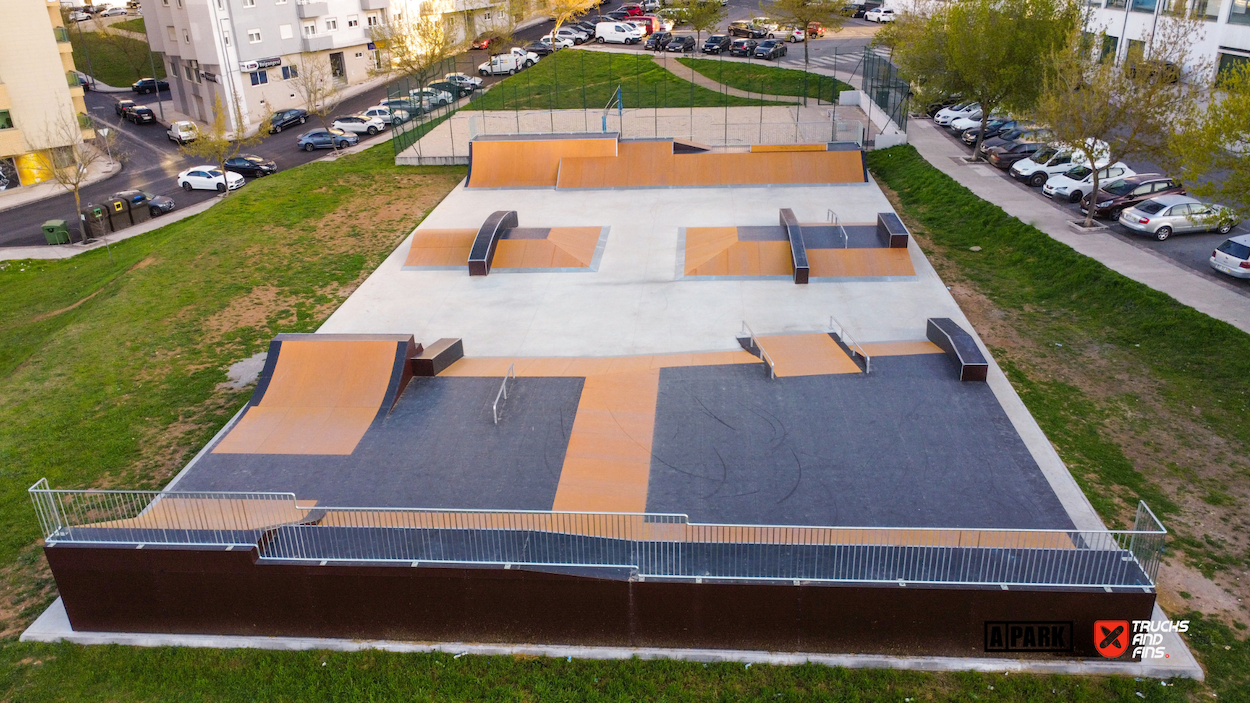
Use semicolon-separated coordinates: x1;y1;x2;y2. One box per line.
302;34;334;52
360;0;389;9
297;0;328;18
54;26;71;43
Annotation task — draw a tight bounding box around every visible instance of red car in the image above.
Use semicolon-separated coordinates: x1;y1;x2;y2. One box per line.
471;36;493;50
620;4;645;16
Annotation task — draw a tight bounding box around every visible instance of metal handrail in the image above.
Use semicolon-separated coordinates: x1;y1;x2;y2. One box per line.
829;315;870;373
827;209;849;248
492;363;515;424
740;320;775;379
27;480;1169;588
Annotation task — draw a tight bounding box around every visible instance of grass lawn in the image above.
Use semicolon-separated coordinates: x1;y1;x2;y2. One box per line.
467;49;785;111
678;58;851;101
69;30;164;87
111;17;146;33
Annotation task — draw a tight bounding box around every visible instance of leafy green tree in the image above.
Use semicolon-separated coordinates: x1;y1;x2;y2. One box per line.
760;0;848;104
1170;61;1250;224
888;0;1080;160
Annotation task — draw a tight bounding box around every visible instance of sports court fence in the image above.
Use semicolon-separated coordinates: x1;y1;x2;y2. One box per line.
30;478;1166;588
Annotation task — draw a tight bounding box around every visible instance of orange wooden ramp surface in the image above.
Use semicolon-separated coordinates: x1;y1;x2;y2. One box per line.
684;227;793;277
807;248;915;278
403;228;477;268
491;227;602;269
557;144;866;188
467;137;618;188
757;333;862;377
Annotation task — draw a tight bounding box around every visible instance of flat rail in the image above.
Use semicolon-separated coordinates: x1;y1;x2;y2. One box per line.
829;315;871;373
492;363;515;424
740;321;776;379
827;209;849;248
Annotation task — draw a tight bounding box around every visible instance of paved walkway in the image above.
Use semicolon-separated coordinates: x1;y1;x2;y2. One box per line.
908;120;1250;335
649;55;801;103
0;152;121;214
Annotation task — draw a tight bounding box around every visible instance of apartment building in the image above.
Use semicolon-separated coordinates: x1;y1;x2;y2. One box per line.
1087;0;1250;77
0;1;93;190
143;0;507;132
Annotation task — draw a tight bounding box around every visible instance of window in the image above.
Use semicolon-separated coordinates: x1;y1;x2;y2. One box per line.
280;23;293;39
189;59;200;83
0;110;12;130
250;70;268;85
248;28;262;42
1193;0;1223;19
216;0;223;9
347;15;358;27
176;0;183;7
1218;52;1250;82
303;22;317;35
184;28;191;43
277;0;288;3
1232;0;1250;24
167;25;177;41
325;17;338;31
484;11;491;20
282;65;299;79
184;64;195;81
366;13;379;26
243;0;255;6
223;29;231;45
1100;34;1119;62
1130;0;1156;11
162;0;169;5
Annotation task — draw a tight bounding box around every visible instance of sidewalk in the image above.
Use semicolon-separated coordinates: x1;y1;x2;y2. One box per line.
907;119;1250;335
0;155;122;214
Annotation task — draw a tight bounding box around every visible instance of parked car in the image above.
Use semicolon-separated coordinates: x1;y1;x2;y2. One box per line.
646;31;673;50
223;154;278;178
978;126;1051;157
296;128;359;151
176;165;244;193
477;52;534;76
1210;234;1250;279
71;70;96;91
410;87;454;107
524;40;555;56
933;102;979;127
619;3;645;16
728;21;767;38
986;141;1044;169
606;10;630;20
114;98;137;117
625;15;662;35
865;7;896;22
538;34;575;50
268;108;308;134
595;22;644;44
754;39;787;60
806;21;826;37
119;102;156;124
555;26;589;44
666;35;696;52
445;72;483;91
749;17;780;35
1011;140;1108;187
470;35;495;50
112;189;174;217
781;27;805;42
68;10;90;21
131;78;169;94
379;98;427;117
100;6;128;16
729;38;759;57
363;105;410;125
430;80;472;99
702;34;731;54
947;109;989;133
332;114;388;135
961;118;1017;146
1080;174;1185;219
1119;194;1237;241
166;120;198;144
1042;162;1135;203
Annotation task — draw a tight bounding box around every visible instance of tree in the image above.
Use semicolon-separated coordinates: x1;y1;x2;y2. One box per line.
369;11;454;104
1170;61;1250;225
682;0;726;45
178;94;264;198
33;111;118;244
289;53;345;131
548;0;598;44
889;0;1080;160
1033;16;1209;226
759;0;848;104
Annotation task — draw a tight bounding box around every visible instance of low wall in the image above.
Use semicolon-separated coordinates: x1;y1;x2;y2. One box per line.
839;91;908;148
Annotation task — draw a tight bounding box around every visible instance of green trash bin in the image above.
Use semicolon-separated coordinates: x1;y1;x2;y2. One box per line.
42;219;71;245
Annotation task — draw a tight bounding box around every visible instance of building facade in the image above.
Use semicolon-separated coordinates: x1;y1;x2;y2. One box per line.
0;1;93;190
1086;0;1250;78
143;0;510;133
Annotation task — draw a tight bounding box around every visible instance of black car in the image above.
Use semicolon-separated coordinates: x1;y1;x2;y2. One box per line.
961;118;1016;146
112;189;175;217
986;141;1044;169
268;108;308;134
131;78;169;94
645;31;673;50
666;35;696;52
606;10;630;20
702;34;731;54
524;40;554;56
978;127;1050;156
430;80;472;98
729;38;758;57
852;3;880;18
122;103;156;124
728;21;766;38
224;154;278;178
755;39;787;60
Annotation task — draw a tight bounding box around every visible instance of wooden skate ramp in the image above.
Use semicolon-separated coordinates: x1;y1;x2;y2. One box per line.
403;228;478;268
756;333;863;377
467;135;618;188
807;248;915;278
214;334;418;455
557;145;866;188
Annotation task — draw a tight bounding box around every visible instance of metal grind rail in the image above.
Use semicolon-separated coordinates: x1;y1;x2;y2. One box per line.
740;320;776;379
30;480;1167;589
829;315;871;373
492;363;516;424
827;209;849;248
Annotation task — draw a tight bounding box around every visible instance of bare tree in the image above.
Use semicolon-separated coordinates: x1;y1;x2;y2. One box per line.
289;53;346;131
760;0;849;105
33;111;119;244
1033;15;1209;227
370;11;454;104
682;0;727;45
178;93;264;198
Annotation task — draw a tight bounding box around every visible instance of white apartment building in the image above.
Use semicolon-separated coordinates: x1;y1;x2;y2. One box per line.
142;0;508;132
1086;0;1250;78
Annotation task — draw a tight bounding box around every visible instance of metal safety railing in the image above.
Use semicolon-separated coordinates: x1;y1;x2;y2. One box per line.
829;315;871;374
826;209;849;249
492;363;515;424
740;320;775;379
30;479;1168;588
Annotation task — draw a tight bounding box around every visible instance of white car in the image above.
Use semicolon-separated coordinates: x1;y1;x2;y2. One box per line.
363;105;409;125
780;27;805;42
177;166;244;193
947;111;987;133
410;87;454;106
934;102;980;126
1010;139;1109;187
444;72;483;90
865;8;897;22
1210;234;1250;279
68;10;90;21
100;6;129;16
539;34;575;50
596;22;645;45
1042;162;1135;203
332;114;389;135
554;27;588;44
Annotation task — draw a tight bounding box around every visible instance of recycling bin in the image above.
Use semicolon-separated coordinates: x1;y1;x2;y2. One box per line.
104;196;132;230
41;219;70;245
81;205;111;239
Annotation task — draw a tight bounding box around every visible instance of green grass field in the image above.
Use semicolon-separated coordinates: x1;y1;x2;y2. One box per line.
111;17;146;33
467;49;785;111
69;29;164;87
678;58;851;101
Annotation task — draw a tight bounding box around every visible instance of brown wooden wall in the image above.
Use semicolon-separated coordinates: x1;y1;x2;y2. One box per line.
45;544;1155;659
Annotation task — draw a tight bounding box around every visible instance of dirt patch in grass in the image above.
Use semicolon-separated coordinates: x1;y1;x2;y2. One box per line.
878;183;1250;631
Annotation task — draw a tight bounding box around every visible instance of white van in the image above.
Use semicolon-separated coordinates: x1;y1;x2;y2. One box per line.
595;22;645;45
166;120;199;145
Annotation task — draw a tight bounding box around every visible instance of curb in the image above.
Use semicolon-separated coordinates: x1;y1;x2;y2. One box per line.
0;160;124;216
